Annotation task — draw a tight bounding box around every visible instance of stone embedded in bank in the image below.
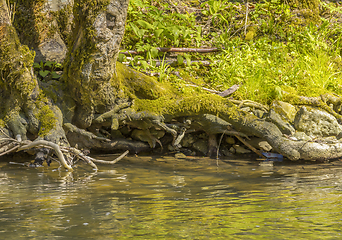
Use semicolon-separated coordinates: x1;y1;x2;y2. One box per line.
294;106;342;137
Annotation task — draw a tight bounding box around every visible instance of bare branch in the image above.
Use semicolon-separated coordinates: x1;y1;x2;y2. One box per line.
120;47;222;55
18;140;73;171
91;150;129;165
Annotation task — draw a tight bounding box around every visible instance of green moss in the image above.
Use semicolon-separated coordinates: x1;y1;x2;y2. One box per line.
55;4;73;43
36;105;57;137
133;93;235;118
286;0;319;11
0;119;5;128
114;62;174;100
0;25;36;98
285;0;320;23
12;0;53;48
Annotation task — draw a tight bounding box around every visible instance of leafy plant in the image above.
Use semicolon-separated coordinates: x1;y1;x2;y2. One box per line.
33;61;62;81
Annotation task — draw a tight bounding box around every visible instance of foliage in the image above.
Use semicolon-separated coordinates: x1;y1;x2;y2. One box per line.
33;61;62;81
121;0;342;104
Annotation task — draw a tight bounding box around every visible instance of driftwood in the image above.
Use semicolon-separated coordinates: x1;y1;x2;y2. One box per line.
185;84;240;97
0;131;129;171
120;47;222;55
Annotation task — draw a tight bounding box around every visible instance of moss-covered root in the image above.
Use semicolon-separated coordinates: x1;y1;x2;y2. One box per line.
135;94;342;161
282;92;342;121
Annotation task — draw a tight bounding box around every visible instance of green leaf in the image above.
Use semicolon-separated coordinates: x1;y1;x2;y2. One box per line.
185;54;191;66
136;20;153;29
44;61;53;69
137;29;147;39
51;71;60;79
33;63;40;69
39;70;50;78
154;29;164;38
130;23;143;38
140;60;149;70
118;53;126;62
150;47;159;58
54;63;62;69
177;55;184;65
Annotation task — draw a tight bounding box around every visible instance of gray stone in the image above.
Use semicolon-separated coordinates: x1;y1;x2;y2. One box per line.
245;137;272;152
294;106;342;137
34;33;67;64
175;153;187;159
272;100;297;123
193;139;208;155
291;131;312;141
181;134;196;147
266;109;295;135
252;109;266;118
45;0;74;12
233;145;251;154
225;136;235;145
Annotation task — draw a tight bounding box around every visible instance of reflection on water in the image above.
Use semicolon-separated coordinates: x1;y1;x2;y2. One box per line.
0;155;342;239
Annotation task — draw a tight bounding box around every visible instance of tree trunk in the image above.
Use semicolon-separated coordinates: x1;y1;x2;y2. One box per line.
64;0;129;128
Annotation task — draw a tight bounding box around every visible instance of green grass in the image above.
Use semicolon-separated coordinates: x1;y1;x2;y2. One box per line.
121;0;342;104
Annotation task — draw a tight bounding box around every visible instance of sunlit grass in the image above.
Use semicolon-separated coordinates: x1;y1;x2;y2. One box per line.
123;0;342;104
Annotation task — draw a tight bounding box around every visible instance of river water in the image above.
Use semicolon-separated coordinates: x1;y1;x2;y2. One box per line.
0;155;342;239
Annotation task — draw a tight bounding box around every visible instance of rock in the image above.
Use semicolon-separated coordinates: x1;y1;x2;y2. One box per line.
34;33;67;63
266;109;295;135
150;128;165;139
272;100;297;123
252;109;266;118
259;141;272;152
45;0;73;12
181;134;196;147
294;106;342;137
192;139;208;155
33;0;72;63
240;107;251;112
233;145;251;154
221;147;233;157
245;137;272;152
225;136;235;145
175;153;187;159
291;131;312;141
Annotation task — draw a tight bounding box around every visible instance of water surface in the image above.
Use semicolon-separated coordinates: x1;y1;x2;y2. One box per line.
0;155;342;239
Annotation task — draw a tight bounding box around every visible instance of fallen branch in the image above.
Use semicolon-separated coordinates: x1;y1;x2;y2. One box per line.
91;150;129;165
185;84;240;97
18;140;74;171
120;47;222;55
235;134;266;159
0;144;20;157
122;59;213;67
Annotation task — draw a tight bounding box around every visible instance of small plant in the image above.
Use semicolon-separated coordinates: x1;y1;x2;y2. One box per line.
33;61;62;81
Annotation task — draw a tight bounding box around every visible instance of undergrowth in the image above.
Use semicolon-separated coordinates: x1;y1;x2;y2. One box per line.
121;0;342;104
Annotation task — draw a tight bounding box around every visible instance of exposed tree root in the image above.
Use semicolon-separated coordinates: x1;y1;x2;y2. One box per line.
0;132;130;171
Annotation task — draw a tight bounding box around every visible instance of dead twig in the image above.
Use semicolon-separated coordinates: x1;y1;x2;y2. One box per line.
91;150;129;165
185;84;240;97
0;144;20;157
235;134;266;159
120;47;222;55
